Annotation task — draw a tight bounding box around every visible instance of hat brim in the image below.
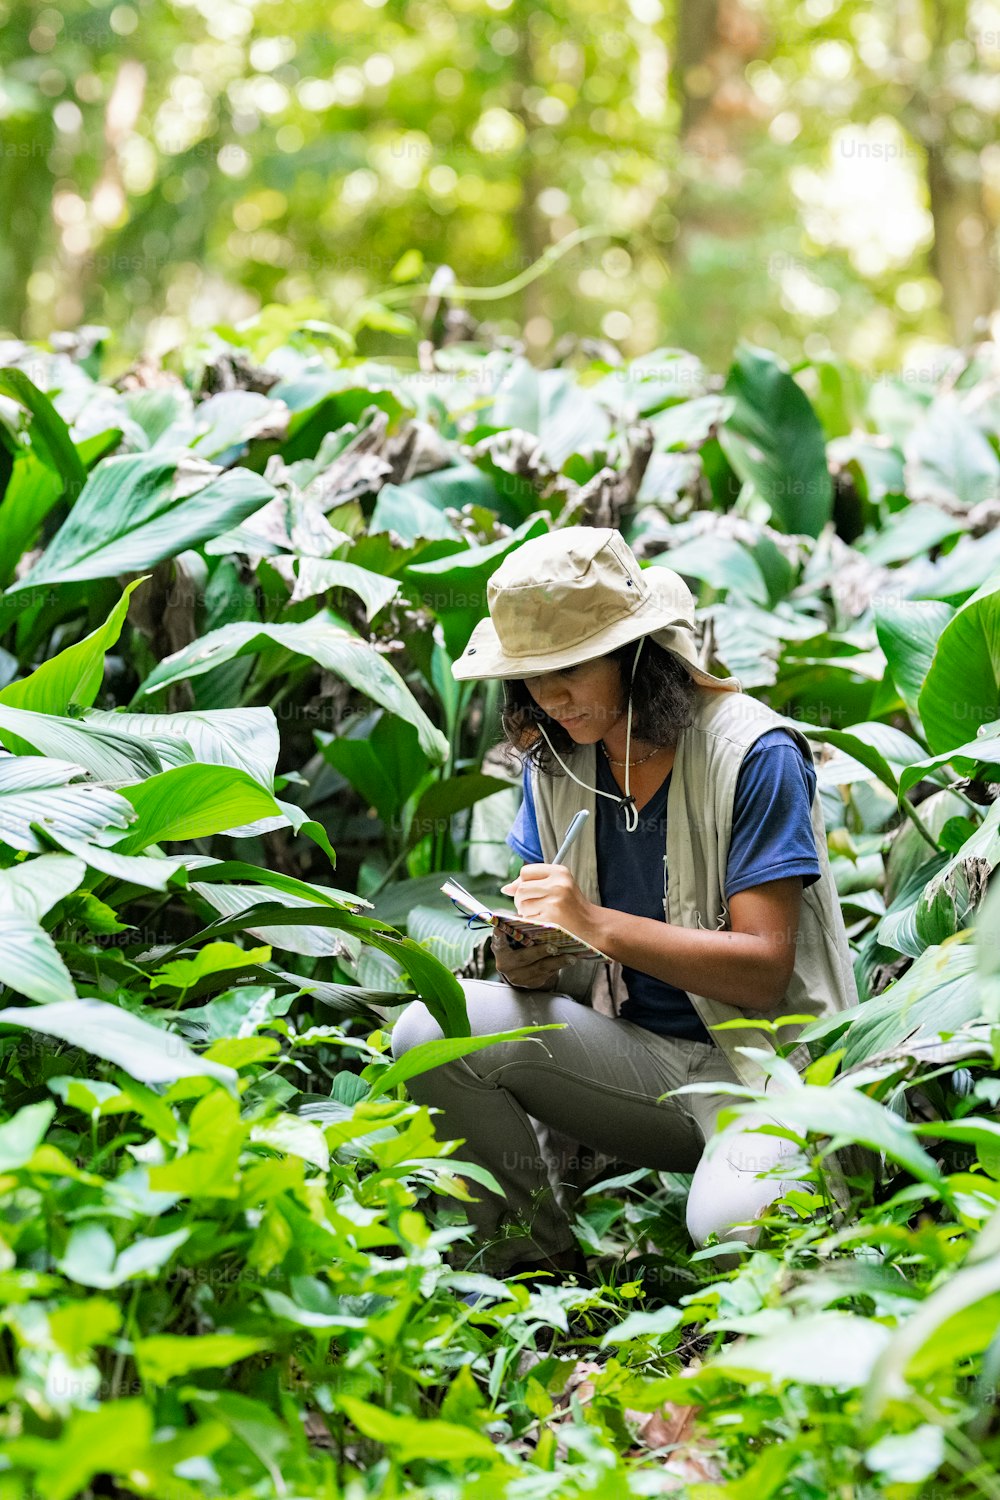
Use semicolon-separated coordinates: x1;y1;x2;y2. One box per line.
451;575;739;692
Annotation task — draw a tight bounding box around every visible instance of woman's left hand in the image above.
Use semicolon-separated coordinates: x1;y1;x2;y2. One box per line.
500;864;600;941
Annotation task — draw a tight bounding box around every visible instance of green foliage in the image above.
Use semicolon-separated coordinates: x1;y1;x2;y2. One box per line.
0;320;999;1496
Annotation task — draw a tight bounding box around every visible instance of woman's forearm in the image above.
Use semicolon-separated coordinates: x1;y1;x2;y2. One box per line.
587;907;788;1011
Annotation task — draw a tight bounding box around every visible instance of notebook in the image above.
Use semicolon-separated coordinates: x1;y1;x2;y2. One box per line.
441;877;611;963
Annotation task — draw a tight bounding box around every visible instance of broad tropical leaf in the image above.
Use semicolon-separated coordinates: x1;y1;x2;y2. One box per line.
6;451;275;591
134;611;448;761
0;756;134;853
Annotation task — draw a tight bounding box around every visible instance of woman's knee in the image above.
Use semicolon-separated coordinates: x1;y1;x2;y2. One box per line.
685;1121;805;1251
389;1000;443;1061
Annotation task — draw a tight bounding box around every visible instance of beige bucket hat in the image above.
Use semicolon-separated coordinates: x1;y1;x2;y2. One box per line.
451;525;741;691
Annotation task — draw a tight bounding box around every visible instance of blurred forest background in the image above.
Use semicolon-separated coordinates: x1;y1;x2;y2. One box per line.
1;0;998;373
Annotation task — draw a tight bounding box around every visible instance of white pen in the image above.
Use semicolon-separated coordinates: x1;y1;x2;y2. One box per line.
552;808;589;866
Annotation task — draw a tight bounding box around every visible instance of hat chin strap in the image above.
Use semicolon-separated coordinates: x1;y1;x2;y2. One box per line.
534;637;646;834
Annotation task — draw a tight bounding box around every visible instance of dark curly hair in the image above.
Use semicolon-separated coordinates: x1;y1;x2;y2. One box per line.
499;637;703;775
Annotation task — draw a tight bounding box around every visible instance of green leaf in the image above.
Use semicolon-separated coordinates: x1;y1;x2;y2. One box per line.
0;367;87;498
863;1253;1000;1429
650;536;769;606
186;883;359;960
36;829;192;892
288;557;401;619
865;1426;946;1485
0;1099;56;1170
57;1223;191;1289
797;720;929;797
485;358;612;468
0;705;164;782
317;711;427;825
0;755;135;853
335;1396;503;1465
4;1399;154;1500
918;573;1000;753
134;610;448;763
151;941;272;994
0;854;86;1003
0;998;238;1089
0;579;147;714
977;872;1000;1026
82;705;280;789
898;724;1000;799
714;1312;892;1389
176;896;470;1035
719;1081;944;1187
873;599;955;730
0;447;63;589
805;934;981;1066
114;763;291;852
904;393;1000;508
600;1305;683;1347
720;344;833;537
408;773;515;849
7;451;275;591
135;1333;269;1385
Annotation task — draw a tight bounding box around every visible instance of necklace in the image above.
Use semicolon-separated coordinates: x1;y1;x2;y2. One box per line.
600;740;667;768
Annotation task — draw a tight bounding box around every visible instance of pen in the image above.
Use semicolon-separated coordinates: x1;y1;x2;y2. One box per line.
500;809;589;950
552;808;589;866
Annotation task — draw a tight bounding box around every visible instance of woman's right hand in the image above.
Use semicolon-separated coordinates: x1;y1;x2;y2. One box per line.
491;928;565;991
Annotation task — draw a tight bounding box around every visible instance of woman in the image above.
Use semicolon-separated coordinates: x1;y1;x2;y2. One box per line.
390;526;860;1284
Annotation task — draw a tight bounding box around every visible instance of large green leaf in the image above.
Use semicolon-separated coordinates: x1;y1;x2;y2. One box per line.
188;883;360;959
114;764;292;852
977;872;1000;1027
484;358;612;468
408;773;516;849
285;557;401;620
649;536;769;606
710;1079;943;1187
797;720;931;798
0;367;87;498
0;854;86;1004
406;903;490;970
171;899;470;1037
6;451;275;591
0;996;237;1089
316;712;427;824
801;936;980;1067
0;579;146;715
903;394;1000;509
918;573;1000;753
0;705;166;782
0;756;134;853
134;611;448;762
82;706;280;789
713;1312;892;1390
37;829;192;893
719;344;833;537
0;449;64;590
898;722;1000;800
335;1396;502;1466
135;1333;269;1386
873;599;955;731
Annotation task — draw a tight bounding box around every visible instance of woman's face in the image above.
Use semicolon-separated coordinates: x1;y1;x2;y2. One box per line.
521;656;625;743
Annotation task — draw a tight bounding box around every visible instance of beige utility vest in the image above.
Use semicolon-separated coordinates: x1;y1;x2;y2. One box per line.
528;684;860;1093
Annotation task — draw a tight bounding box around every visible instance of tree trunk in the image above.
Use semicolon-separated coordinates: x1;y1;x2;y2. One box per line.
925;143;997;344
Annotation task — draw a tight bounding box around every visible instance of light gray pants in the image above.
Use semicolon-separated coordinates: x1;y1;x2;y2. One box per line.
389;978;806;1276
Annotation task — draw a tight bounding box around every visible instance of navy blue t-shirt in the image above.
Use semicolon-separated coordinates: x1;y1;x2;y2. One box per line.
506;728;821;1042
